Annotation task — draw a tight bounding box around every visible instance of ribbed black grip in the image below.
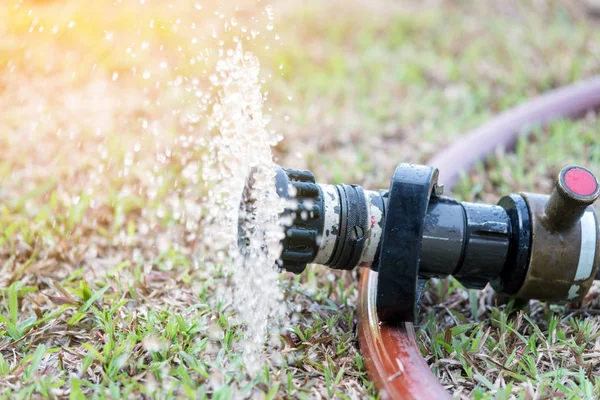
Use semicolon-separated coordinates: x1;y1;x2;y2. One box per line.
277;168;325;273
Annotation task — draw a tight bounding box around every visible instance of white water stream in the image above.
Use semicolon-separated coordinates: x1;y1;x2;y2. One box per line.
198;6;289;373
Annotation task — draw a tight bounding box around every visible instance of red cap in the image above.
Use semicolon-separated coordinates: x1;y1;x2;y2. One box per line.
563;167;598;198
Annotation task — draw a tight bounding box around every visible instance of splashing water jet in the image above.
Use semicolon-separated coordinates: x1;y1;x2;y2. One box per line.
200;41;288;373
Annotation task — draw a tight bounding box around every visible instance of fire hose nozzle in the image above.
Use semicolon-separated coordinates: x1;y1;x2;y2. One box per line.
239;164;600;322
266;165;385;274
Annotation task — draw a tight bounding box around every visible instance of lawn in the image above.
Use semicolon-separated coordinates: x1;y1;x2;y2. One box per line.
1;0;600;398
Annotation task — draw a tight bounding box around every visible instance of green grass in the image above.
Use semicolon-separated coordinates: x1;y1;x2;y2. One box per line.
1;0;600;398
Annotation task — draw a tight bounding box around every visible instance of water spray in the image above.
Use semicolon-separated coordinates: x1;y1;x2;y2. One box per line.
240;163;600;322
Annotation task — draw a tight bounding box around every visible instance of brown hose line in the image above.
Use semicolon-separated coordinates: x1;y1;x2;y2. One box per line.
431;76;600;190
357;76;600;399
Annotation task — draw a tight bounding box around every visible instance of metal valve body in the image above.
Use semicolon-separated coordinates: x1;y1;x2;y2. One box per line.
240;164;600;322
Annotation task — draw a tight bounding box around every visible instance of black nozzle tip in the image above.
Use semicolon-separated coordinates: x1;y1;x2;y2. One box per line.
239;166;324;274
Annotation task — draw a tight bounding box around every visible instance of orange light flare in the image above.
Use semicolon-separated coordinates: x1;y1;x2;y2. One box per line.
0;0;276;202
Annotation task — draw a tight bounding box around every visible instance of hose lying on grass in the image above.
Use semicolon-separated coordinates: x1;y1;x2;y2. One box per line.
356;75;600;400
